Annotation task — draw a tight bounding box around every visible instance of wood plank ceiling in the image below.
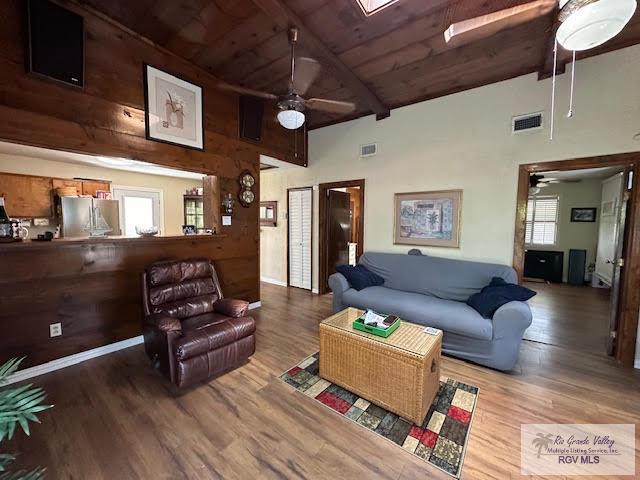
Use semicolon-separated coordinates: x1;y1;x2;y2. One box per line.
80;0;640;129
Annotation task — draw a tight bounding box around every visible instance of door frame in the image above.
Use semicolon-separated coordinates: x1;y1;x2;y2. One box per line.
512;152;640;367
318;179;365;295
287;187;313;291
111;185;165;235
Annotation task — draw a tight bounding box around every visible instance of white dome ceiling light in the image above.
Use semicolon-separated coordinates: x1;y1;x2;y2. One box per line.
277;107;306;130
550;0;637;139
556;0;637;51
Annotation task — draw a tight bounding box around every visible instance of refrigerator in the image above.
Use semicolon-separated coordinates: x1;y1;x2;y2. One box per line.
60;197;121;237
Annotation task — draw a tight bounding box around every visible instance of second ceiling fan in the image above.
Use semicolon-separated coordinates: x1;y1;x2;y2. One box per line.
220;27;356;130
444;0;637;52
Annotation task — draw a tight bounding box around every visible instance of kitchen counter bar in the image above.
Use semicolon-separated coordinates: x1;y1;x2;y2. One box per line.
0;234;227;248
0;232;256;368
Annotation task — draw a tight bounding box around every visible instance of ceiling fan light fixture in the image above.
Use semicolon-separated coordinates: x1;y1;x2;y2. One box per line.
556;0;637;51
277;109;306;130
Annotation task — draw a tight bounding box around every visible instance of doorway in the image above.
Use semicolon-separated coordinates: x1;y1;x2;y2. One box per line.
112;186;163;236
318;179;365;294
288;187;312;290
513;154;640;367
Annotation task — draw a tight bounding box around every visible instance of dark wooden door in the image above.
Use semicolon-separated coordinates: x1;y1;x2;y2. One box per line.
326;190;352;288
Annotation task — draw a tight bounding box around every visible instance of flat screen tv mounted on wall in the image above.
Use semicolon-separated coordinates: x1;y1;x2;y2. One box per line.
26;0;85;88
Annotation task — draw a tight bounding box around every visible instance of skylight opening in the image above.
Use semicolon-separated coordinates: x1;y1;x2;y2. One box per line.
356;0;400;16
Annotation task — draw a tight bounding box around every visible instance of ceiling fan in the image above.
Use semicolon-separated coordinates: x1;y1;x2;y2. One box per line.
444;0;637;52
219;27;356;130
529;173;581;193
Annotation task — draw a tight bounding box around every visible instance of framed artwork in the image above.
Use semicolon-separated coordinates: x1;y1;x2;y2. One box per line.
571;207;597;222
260;201;278;227
143;64;204;150
394;190;462;248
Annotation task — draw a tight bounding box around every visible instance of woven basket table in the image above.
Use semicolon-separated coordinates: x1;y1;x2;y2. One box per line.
319;307;442;425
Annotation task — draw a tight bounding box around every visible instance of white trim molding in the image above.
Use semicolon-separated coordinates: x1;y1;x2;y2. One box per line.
260;276;287;287
249;301;261;310
6;336;144;385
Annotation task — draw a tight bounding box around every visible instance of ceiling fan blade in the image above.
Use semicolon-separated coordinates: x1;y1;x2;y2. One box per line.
291;57;322;95
444;0;557;47
304;98;356;114
218;82;278;101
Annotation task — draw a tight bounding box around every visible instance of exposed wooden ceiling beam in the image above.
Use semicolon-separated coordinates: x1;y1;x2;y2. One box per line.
251;0;390;120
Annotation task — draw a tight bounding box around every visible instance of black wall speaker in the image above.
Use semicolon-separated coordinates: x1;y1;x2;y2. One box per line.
26;0;85;88
239;95;264;142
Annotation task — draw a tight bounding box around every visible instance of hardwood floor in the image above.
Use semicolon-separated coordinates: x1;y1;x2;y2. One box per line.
523;281;611;355
8;283;640;479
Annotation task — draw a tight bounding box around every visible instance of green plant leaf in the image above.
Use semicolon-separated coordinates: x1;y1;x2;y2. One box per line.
0;359;23;383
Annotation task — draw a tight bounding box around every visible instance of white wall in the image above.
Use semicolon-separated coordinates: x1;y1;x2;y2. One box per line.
261;44;640;366
0;153;202;235
527;180;603;282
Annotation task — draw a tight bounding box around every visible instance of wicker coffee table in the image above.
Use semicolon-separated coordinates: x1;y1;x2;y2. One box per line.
319;307;442;425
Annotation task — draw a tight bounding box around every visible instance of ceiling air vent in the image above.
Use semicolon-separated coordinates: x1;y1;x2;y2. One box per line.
360;143;377;157
512;112;543;133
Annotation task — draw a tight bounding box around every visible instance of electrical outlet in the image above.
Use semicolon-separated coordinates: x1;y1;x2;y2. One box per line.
49;323;62;337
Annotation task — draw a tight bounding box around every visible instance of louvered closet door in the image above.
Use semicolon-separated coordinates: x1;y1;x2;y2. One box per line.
288;188;312;290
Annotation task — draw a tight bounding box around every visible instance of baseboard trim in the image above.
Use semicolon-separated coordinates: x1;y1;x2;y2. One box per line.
249;301;261;310
6;335;144;385
260;276;287;287
312;288;319;294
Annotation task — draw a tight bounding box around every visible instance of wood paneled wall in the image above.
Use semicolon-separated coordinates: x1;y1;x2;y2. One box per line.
0;0;298;367
0;1;304;172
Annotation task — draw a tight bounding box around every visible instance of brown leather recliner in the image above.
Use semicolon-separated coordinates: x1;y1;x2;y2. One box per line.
142;258;256;389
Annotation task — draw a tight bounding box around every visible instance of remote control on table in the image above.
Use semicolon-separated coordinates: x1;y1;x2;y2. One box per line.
423;327;442;336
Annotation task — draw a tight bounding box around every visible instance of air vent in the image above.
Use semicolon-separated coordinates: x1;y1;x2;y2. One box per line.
512;112;543;133
360;143;377;157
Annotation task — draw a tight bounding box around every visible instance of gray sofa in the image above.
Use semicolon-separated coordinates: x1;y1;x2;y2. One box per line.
328;252;533;371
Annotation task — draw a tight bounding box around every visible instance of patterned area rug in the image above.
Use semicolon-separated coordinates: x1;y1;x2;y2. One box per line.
280;353;478;479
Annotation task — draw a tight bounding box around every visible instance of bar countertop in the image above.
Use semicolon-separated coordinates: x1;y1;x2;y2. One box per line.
0;234;228;249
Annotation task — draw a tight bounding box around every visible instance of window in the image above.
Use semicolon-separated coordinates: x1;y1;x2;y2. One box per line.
356;0;399;16
526;196;559;245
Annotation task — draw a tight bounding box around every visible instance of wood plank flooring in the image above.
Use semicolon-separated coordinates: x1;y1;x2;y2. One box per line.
523;281;611;355
7;283;640;479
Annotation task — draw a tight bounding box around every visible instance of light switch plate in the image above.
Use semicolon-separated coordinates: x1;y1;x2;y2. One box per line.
222;215;231;226
50;323;62;337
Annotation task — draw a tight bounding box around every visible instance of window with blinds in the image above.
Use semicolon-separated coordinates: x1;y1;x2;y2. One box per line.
525;196;559;245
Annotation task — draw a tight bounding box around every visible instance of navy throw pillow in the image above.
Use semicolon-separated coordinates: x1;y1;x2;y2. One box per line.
467;277;536;319
335;264;385;291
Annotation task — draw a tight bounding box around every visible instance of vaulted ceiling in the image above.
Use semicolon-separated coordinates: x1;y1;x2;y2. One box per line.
80;0;640;129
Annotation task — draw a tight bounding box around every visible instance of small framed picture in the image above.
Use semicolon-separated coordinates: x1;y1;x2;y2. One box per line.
571;207;597;222
144;64;204;150
182;224;197;235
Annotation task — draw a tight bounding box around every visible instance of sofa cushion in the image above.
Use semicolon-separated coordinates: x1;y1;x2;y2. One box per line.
359;252;517;302
336;264;384;291
342;286;493;340
467;277;536;318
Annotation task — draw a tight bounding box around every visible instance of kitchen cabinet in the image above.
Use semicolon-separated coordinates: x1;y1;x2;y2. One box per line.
81;180;111;197
0;173;53;218
52;178;82;196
